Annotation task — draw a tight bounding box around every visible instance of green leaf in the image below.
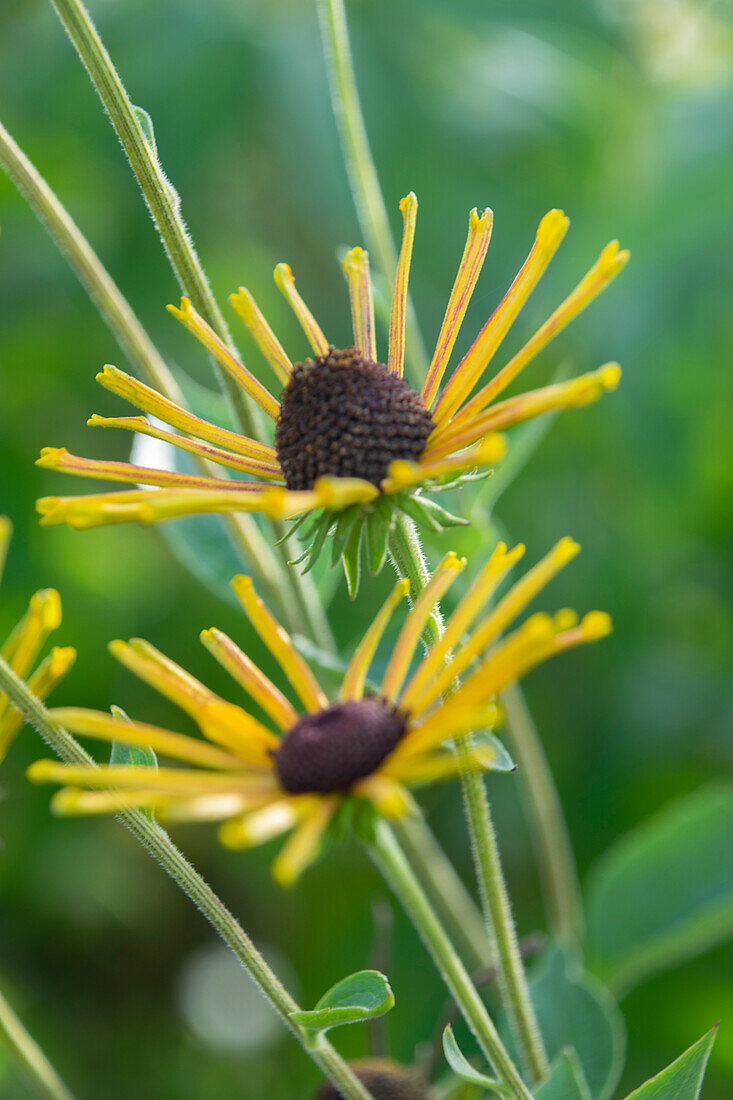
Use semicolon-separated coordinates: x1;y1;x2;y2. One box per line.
585;783;733;994
343;518;363;598
472;732;516;773
365;508;390;575
534;1050;592;1100
501;944;625;1100
109;706;157;770
290;969;394;1034
133;104;158;159
621;1027;717;1100
442;1025;504;1093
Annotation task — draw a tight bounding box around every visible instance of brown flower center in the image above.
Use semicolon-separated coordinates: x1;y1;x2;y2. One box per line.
273;698;407;795
275;346;434;491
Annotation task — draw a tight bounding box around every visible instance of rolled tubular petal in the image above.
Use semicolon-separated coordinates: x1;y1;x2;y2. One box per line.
230;288;293;386
28;759;277;795
426;364;622;460
388;193;418;377
0;516;11;585
0;647;76;760
343;247;376;362
451;240;630;428
382;552;466;701
36;447;258;491
231;576;328;712
167;297;280;420
201;628;297;731
388;703;498;764
1;589;62;674
409;538;580;715
400;542;526;712
219;796;317;850
274;263;329;356
382;434;506;494
88;415;283;480
421;206;494;407
340;579;410;700
95;365;274;460
49;708;245;770
433;209;569;426
271;797;337;886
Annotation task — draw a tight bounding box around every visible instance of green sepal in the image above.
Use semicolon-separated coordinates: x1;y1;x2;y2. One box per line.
365;507;391;575
301;514;334;574
343;518;363;598
621;1027;717;1100
290;969;394;1034
331;506;360;567
442;1025;506;1094
417;495;471;529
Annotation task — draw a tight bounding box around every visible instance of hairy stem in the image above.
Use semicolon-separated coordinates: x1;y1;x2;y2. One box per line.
0;656;374;1100
0;988;76;1100
369;821;533;1100
388;514;548;1084
315;0;428;381
0;116;298;630
501;681;584;948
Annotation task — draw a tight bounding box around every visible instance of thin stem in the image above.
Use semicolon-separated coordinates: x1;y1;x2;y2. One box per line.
48;0;328;643
388;515;548;1084
501;681;584;948
315;0;428;381
0;116;298;630
0;988;76;1100
0;656;374;1100
393;816;491;972
49;0;259;440
369;821;533;1100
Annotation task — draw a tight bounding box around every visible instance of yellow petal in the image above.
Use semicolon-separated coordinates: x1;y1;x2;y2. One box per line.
421;206;494;407
271;797;337;887
230;287;293;386
219;796;317;849
387;193;418;377
353;774;415;819
340;579;410;700
37;447;249;491
343;247;376;362
0;516;11;587
274;263;329;356
200;628;297;731
0;646;76;762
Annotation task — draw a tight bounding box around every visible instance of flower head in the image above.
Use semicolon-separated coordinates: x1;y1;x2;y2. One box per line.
0;516;76;762
36;199;626;584
28;538;609;885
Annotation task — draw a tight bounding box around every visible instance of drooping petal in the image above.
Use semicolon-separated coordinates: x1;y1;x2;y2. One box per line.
343;247;376;361
0;647;76;761
381;552;466;702
421;207;494;407
388;703;498;763
36;447;257;491
230;288;293;386
231;576;328;713
95;365;274;460
271;796;337;887
387;193;418;378
28;759;278;795
340;579;410;701
219;795;318;850
274;263;329;356
353;774;415;818
433;209;569;426
167;297;280;420
88;415;283;480
200;628;297;731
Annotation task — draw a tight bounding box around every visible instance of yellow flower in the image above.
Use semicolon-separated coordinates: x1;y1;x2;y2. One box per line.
28;539;610;885
36;199;627;551
0;516;76;762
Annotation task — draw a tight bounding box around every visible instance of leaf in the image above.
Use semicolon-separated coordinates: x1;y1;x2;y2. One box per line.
501;944;625;1100
109;707;157;771
290;970;394;1034
621;1027;717;1100
534;1050;592;1100
472;732;516;773
365;508;390;575
585;783;733;995
343;518;363;599
442;1025;504;1094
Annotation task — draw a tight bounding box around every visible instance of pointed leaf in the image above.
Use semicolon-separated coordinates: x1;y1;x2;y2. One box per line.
534;1050;592;1100
290;969;394;1034
109;706;157;770
622;1027;717;1100
442;1025;504;1093
586;783;733;994
132;104;158;159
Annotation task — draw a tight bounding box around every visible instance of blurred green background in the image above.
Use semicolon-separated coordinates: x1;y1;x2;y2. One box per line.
0;0;731;1096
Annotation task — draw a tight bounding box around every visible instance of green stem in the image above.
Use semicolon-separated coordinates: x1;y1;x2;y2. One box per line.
48;0;330;645
501;681;584;949
0;988;76;1100
0;116;299;631
388;514;548;1084
315;0;428;381
369;821;533;1100
0;656;374;1100
393;816;491;972
49;0;259;440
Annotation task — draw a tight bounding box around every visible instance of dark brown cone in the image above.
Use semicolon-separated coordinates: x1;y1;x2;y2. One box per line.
315;1059;428;1100
275;346;434;490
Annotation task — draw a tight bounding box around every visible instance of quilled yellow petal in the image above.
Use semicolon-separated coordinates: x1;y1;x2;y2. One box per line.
340;579;410;701
274;263;329;356
230;287;293;386
388;193;418;377
343;247;376;362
